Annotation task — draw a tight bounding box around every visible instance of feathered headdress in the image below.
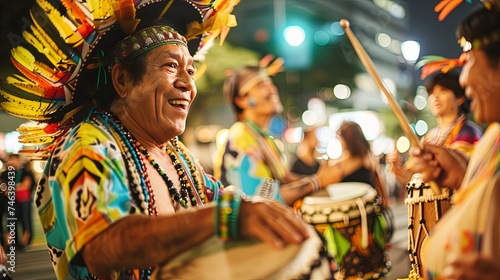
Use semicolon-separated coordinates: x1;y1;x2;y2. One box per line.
0;0;240;158
224;54;285;98
415;53;466;80
435;0;500;21
419;0;500;79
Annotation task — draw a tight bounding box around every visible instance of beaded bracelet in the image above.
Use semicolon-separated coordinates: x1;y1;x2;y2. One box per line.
215;187;242;241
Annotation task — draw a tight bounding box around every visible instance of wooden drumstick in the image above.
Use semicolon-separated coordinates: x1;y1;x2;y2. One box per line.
340;19;441;195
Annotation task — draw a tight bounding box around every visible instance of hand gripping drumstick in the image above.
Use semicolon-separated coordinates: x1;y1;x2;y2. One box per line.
340;19;441;195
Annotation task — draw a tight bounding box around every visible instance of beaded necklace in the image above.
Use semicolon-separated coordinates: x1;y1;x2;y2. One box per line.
135;140;198;209
97;112;155;215
173;138;206;203
97;110;199;214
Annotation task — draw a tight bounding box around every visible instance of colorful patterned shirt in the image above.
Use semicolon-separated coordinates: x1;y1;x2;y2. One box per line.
35;111;221;280
213;121;287;203
423;118;483;156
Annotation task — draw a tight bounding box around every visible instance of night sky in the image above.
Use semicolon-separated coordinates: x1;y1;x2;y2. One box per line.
407;0;483;58
0;1;485;78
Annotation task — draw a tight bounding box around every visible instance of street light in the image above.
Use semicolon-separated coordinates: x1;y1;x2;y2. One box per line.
400;40;421;133
283;25;306;46
401;40;421;64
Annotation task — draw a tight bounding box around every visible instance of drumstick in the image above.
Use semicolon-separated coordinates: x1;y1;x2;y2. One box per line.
340;19;441;195
340;19;420;147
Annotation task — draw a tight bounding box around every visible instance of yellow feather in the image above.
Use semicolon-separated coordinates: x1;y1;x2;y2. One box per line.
22;30;62;68
0;102;54;116
1;103;54;117
19;135;56;145
16;124;61;145
36;0;84;46
11;46;63;83
18;124;48;134
7;82;46;98
7;75;35;86
0;90;57;111
30;20;72;66
0;103;51;121
30;10;73;63
11;46;36;71
5;75;48;98
87;0;115;28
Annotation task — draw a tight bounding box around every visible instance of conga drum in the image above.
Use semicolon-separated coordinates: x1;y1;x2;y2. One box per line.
404;173;451;278
297;182;391;280
151;225;332;280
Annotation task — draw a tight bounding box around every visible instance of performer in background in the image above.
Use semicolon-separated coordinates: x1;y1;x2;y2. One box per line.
214;64;341;205
0;154;35;250
387;67;482;186
290;127;321;176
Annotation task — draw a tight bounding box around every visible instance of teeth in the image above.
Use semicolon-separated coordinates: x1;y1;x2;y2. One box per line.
169;100;189;106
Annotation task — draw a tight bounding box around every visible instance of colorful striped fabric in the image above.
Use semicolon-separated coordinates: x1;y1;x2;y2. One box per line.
35;111;221;280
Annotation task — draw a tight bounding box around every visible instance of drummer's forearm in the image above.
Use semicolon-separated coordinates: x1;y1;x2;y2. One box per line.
280;177;318;205
82;205;215;277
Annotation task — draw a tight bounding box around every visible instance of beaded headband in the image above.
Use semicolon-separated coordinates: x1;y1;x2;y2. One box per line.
237;71;270;97
458;29;500;51
108;25;188;66
226;54;285;97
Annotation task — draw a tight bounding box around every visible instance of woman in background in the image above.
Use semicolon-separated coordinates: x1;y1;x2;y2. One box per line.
290;127;320;176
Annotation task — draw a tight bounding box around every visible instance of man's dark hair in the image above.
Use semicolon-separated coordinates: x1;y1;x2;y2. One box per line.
457;7;500;67
424;67;470;115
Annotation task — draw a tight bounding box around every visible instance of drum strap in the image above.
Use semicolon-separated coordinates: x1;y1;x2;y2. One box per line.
355;198;369;249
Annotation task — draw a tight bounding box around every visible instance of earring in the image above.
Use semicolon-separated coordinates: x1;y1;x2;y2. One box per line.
248;97;256;107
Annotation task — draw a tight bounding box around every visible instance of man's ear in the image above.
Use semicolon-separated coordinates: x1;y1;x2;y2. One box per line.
234;95;248;110
111;64;129;98
457;96;466;106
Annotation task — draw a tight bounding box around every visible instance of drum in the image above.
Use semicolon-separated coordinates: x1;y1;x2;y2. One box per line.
150;225;332;280
298;182;390;280
404;173;451;278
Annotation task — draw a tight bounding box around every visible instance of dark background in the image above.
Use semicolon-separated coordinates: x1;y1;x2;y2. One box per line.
0;0;483;70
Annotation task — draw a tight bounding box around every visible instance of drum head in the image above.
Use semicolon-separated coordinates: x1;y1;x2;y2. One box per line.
303;182;373;205
151;226;328;280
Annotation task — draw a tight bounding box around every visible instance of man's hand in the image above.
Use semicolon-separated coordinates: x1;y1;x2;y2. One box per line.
442;253;500;280
239;200;310;249
410;144;467;190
